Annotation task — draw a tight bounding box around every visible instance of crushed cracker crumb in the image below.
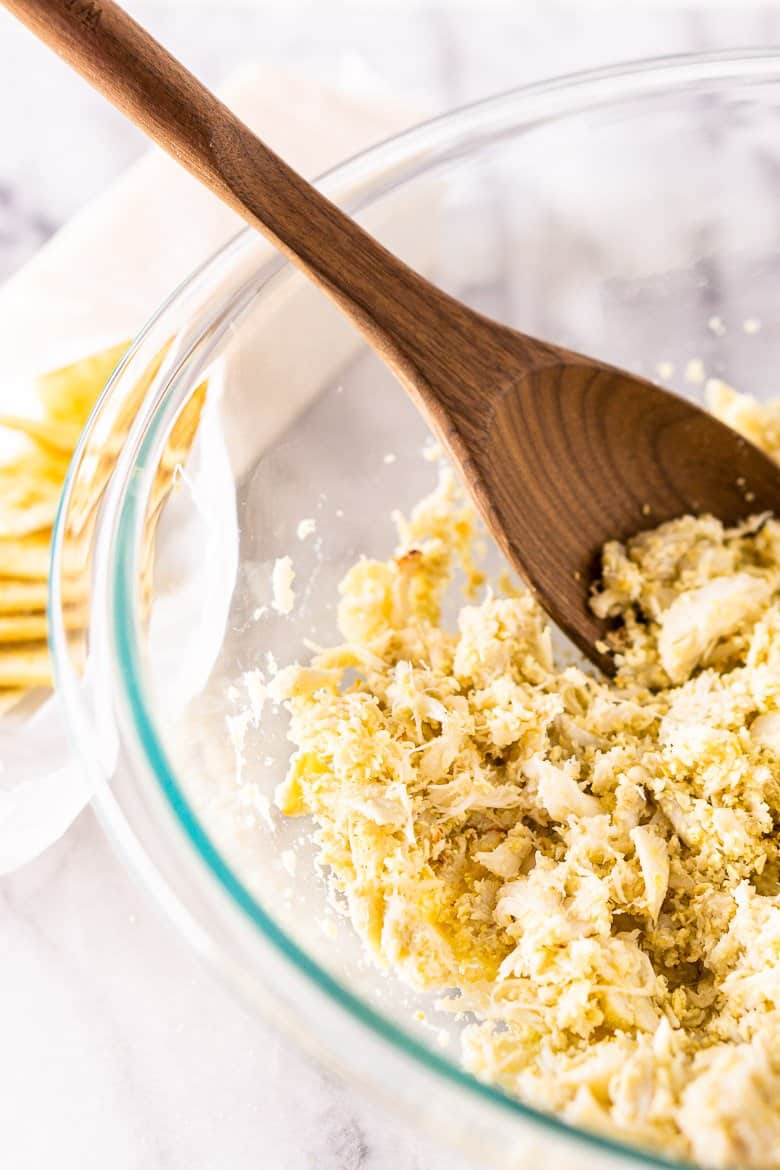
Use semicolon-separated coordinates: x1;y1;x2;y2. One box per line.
685;358;706;385
271;556;296;615
296;518;317;541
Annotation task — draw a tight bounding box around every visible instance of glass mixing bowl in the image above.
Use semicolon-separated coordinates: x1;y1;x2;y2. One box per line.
51;52;780;1170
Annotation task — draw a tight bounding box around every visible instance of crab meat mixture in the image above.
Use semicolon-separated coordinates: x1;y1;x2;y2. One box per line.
272;382;780;1168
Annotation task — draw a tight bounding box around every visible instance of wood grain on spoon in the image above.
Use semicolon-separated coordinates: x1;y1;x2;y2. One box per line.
8;0;780;672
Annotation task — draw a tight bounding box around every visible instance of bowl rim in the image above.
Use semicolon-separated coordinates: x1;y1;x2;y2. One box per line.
51;49;780;1170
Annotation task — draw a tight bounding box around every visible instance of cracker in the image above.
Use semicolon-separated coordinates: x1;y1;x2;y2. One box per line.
0;688;24;715
0;643;52;688
36;341;129;425
0;577;86;614
0;533;51;580
0;414;82;454
0;606;85;644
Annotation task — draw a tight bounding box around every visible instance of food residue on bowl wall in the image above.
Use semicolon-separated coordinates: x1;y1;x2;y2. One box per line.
271;555;296;615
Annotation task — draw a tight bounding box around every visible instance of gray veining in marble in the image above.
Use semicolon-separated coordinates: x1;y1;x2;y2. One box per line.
2;5;780;1168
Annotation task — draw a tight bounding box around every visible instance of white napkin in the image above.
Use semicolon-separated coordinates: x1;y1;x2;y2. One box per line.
0;65;416;873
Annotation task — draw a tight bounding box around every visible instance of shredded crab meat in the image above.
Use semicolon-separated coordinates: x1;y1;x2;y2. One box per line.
271;394;780;1168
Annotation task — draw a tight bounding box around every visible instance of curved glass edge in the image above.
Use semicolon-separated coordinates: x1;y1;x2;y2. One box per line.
53;50;780;1170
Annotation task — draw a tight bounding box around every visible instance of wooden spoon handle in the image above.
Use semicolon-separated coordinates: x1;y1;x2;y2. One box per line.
5;0;460;378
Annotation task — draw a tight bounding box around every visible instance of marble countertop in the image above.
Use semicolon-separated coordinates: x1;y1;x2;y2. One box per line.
2;5;780;1168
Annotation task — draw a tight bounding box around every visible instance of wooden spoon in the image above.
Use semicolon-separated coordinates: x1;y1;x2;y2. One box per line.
8;0;780;672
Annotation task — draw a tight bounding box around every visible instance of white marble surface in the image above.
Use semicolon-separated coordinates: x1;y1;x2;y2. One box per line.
2;5;780;1168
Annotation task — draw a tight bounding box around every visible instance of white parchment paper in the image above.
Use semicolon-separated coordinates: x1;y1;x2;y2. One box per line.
0;66;414;873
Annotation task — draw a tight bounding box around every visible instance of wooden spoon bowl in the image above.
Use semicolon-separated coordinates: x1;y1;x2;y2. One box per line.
8;0;780;671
